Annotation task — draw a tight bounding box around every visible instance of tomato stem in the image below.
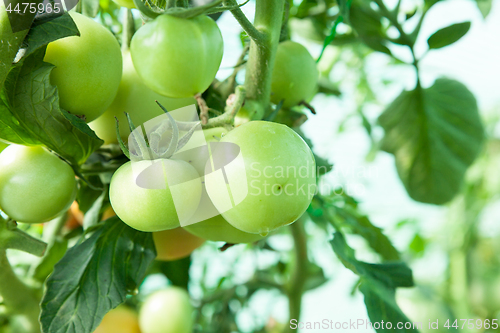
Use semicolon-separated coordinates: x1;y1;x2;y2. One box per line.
242;0;284;118
121;9;135;51
284;217;309;333
0;219;47;257
0;220;43;333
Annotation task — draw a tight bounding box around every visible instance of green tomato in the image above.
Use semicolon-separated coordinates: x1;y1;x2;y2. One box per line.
153;227;205;261
94;306;141;333
139;287;193;333
44;12;122;122
89;51;195;144
184;214;264;244
0;145;77;223
203;127;227;143
271;41;318;108
205;121;316;235
130;14;223;98
112;0;135;8
109;159;202;232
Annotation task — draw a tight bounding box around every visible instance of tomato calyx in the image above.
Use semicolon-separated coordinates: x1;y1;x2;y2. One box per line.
115;102;200;161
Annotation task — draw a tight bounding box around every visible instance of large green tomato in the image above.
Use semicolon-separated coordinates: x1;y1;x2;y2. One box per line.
130;14;223;98
89;51;195;144
205;121;316;234
0;145;77;223
109;159;202;232
270;41;318;108
184;215;264;244
139;288;193;333
44;12;122;122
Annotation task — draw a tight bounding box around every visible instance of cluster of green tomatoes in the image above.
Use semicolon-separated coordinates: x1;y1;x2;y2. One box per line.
0;9;319;263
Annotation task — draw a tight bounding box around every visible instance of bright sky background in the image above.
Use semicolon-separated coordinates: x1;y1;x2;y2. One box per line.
210;1;500;332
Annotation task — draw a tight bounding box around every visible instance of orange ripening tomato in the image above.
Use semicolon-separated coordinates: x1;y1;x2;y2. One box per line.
93;306;141;333
153;228;205;261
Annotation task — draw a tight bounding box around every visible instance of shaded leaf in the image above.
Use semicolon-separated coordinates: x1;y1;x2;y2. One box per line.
40;217;156;333
427;22;471;50
360;279;420;332
23;13;79;58
378;78;483;204
2;49;103;166
349;0;391;54
330;232;413;289
338;208;400;261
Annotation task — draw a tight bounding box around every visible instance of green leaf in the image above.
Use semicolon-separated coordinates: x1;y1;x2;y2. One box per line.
349;0;391;54
360;279;420;332
0;88;41;145
40;217;156;333
330;232;413;289
476;0;493;18
427;22;471;50
337;207;400;261
378;78;484;204
23;13;80;58
2;49;103;166
331;232;417;332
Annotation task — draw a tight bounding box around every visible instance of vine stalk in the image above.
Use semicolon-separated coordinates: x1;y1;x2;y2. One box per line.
283;217;309;333
242;0;285;118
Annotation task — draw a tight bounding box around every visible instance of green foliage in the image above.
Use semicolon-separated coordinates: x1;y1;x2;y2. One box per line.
379;78;484;204
22;13;80;58
0;50;103;166
40;217;156;333
427;22;471;50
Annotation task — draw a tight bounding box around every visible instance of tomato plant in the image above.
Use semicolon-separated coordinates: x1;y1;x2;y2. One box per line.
153;227;205;261
109;159;202;232
205;121;316;235
270;41;318;108
43;12;122;122
89;51;195;144
0;145;76;223
139;288;193;333
130;14;223;98
0;1;490;333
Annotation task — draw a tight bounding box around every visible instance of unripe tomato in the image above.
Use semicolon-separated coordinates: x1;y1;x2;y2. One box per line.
112;0;135;8
94;306;140;333
203;127;227;143
139;288;193;333
109;159;202;232
89;51;195;144
0;145;77;223
271;41;318;108
130;14;223;98
205;121;316;234
44;12;122;122
153;227;205;261
184;214;264;244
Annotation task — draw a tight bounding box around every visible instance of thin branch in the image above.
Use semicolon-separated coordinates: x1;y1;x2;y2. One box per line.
223;0;264;44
